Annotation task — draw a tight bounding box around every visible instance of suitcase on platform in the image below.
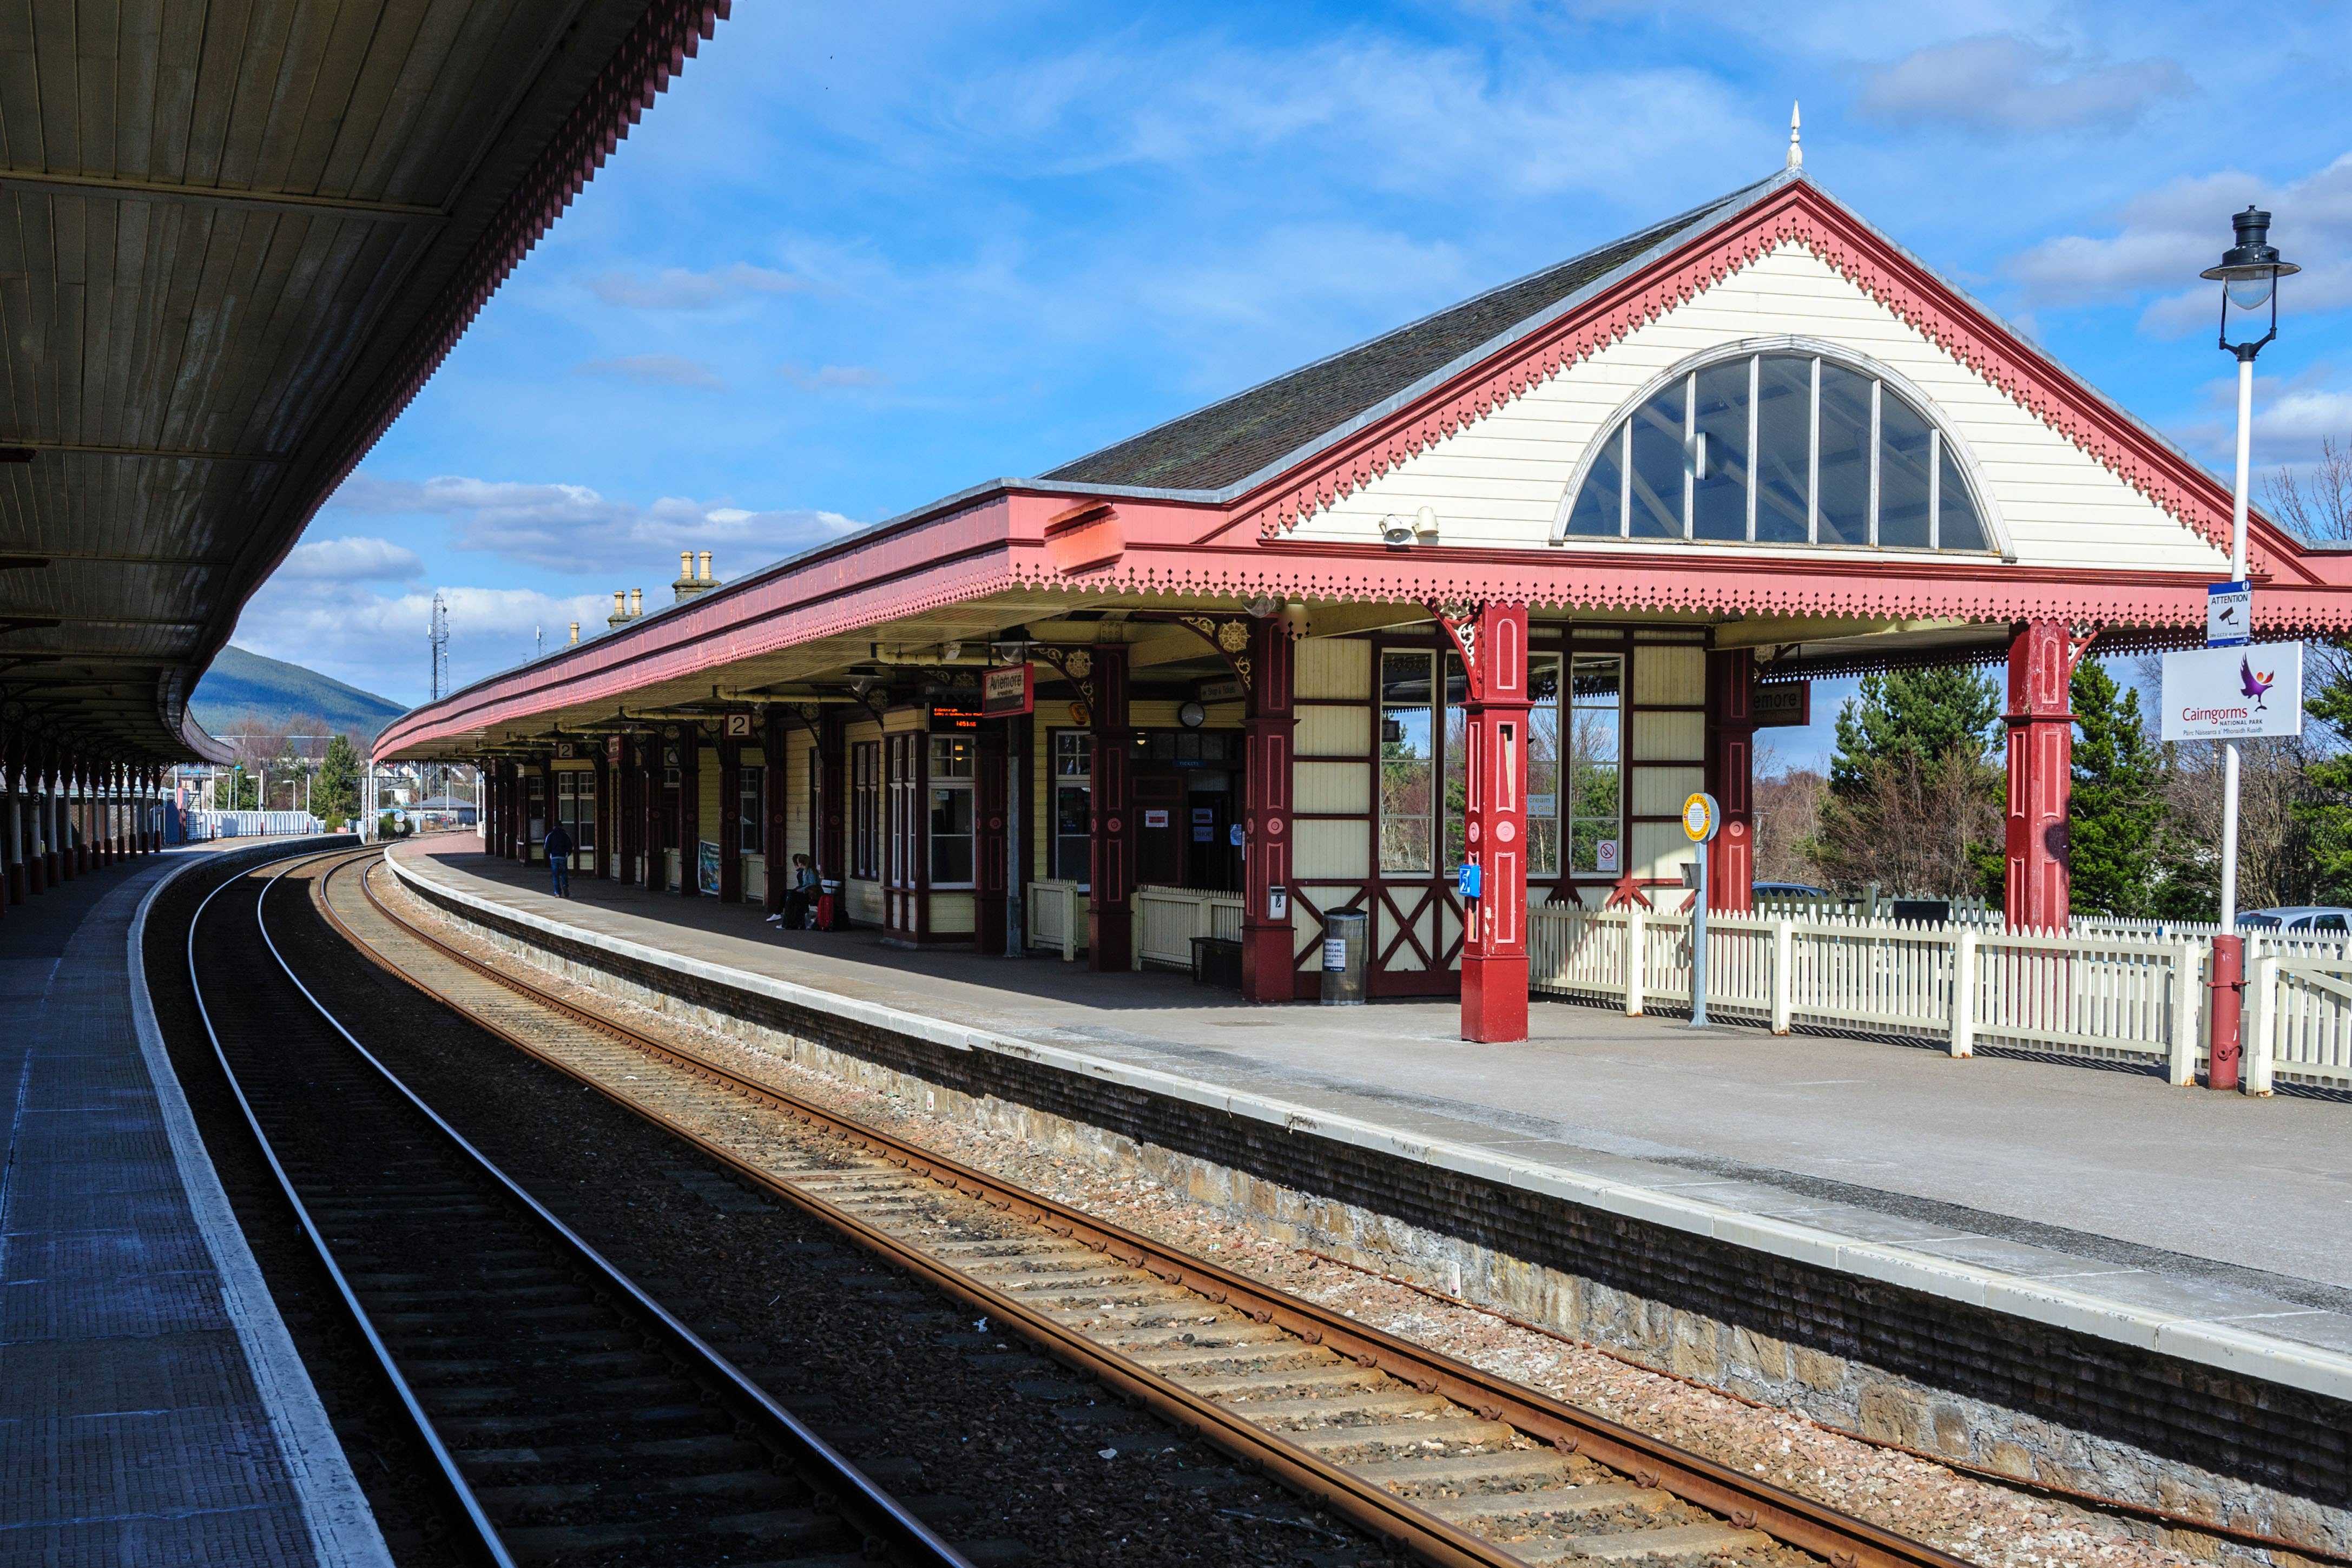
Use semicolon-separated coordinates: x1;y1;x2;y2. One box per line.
813;892;836;931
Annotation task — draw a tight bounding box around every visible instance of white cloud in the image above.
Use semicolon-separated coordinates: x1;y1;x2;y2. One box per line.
319;473;863;576
779;362;891;391
232;579;620;706
2005;153;2352;330
931;34;1751;199
1854;36;2192;134
582;263;812;311
277;535;424;582
575;353;729;390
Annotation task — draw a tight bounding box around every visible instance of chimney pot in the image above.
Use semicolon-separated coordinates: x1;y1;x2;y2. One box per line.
697;550;713;581
680;550;693;579
569;622;579;645
629;587;643;616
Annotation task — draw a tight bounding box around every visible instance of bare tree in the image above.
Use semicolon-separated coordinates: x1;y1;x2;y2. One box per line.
2263;438;2352;543
1753;750;1827;887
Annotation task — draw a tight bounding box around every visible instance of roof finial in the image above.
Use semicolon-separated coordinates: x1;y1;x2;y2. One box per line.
1787;101;1802;171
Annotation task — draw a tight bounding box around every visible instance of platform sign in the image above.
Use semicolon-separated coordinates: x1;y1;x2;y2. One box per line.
1753;682;1810;728
2208;581;2252;648
1681;792;1721;843
2162;643;2304;741
982;662;1034;717
724;713;752;737
1595;839;1619;874
605;735;624;761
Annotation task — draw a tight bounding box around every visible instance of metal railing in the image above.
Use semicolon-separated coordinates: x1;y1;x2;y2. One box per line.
184;811;324;840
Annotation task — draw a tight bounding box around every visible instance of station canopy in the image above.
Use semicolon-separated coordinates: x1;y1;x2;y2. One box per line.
374;167;2352;763
0;0;728;767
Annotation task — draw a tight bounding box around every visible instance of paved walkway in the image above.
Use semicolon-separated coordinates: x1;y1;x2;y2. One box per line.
399;840;2352;1396
1;842;386;1566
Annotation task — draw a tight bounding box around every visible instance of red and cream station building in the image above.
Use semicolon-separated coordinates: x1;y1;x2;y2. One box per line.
374;167;2352;1042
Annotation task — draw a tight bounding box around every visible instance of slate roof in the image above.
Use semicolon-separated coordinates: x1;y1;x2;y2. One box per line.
1038;175;1786;495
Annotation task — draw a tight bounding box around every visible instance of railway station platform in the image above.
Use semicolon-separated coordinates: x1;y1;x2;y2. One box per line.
391;839;2352;1404
1;840;386;1566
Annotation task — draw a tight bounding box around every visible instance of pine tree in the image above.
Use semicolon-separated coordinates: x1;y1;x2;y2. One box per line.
2297;663;2352;900
315;734;363;829
1811;666;2003;898
2067;661;2163;917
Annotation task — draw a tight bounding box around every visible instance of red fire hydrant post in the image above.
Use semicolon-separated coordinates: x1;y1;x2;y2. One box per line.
2208;933;2244;1091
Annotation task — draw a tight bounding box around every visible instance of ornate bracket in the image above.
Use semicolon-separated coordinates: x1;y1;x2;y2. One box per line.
2066;623;2101;678
1427;599;1485;694
1151;612;1255;693
1030;645;1098;711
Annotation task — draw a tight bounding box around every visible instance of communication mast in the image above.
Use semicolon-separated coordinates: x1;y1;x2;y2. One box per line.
429;592;450;701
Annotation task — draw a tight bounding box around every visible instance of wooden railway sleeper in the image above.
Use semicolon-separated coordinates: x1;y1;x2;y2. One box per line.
339;849;1977;1568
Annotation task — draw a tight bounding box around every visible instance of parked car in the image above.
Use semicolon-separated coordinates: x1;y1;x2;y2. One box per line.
2241;906;2352;932
1752;881;1829;900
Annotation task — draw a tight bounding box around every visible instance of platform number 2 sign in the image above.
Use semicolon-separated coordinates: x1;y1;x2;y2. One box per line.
724;714;752;737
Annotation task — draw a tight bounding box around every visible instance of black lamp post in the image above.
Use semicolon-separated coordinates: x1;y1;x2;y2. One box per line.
2195;206;2298;1090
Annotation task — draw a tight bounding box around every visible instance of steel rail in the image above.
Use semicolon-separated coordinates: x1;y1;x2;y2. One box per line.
194;845;971;1568
185;845;517;1568
338;846;1980;1568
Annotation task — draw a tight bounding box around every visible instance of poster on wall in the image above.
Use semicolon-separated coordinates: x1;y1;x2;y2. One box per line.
697;840;722;895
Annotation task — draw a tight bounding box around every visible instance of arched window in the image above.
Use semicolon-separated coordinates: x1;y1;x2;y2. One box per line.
1560;350;1992;552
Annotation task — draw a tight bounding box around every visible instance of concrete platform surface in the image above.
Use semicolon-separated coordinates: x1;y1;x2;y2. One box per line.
1;841;386;1566
398;840;2352;1401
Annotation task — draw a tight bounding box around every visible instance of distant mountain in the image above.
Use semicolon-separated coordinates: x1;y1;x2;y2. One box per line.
190;645;408;743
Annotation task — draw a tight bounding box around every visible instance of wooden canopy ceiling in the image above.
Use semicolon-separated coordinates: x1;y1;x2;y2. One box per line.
0;0;729;766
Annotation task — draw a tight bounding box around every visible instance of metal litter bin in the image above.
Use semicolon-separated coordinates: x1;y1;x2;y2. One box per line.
1320;909;1367;1006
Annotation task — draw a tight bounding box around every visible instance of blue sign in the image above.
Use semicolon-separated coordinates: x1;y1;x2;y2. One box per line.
2208;581;2251;648
1457;863;1481;900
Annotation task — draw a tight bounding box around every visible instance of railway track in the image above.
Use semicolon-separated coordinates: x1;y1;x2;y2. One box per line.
330;843;1982;1568
185;846;971;1568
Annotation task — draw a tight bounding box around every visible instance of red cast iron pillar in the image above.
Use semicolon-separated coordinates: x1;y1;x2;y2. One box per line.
1241;615;1297;1003
1442;602;1532;1044
1087;645;1134;971
3;729;23;903
1705;649;1757;912
2004;620;2074;931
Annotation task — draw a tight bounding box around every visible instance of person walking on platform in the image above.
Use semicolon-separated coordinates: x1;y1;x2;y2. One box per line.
544;820;574;898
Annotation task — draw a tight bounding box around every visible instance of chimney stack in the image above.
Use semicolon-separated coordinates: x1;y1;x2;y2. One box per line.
608;590;630;628
673;546;719;604
568;622;579;646
629;587;642;617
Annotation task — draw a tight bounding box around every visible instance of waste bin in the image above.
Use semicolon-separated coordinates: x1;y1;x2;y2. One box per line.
1320;909;1367;1006
1190;937;1242;991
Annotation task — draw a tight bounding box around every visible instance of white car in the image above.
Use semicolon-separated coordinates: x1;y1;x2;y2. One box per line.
2241;906;2352;933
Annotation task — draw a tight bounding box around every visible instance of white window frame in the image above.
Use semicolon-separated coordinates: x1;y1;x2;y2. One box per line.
1550;337;2013;560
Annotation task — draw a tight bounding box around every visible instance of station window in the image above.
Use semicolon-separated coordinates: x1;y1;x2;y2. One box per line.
1566;655;1623;875
1052;730;1091;887
927;734;975;887
557;770;597;852
739;766;764;855
1526;655;1562;877
852;742;880;879
1378;650;1434;875
1565;352;1992;551
1440;653;1471;873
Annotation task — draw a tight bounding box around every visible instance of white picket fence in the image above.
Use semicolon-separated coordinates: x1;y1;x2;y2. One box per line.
1133;884;1246;971
1530;905;2218;1084
184;811;324;840
1025;880;1087;961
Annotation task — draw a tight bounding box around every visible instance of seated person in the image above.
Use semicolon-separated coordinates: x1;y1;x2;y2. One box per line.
778;854;819;928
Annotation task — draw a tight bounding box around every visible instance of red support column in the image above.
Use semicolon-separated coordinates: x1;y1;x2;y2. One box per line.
73;757;89;874
1705;650;1757;912
717;732;743;902
612;739;637;885
1453;603;1532;1044
3;730;23;904
2004;620;2073;931
52;750;72;882
676;727;701;896
820;711;848;918
28;742;48;893
760;709;787;917
1087;645;1133;971
641;737;662;889
976;721;1008;956
1241;617;1297;1003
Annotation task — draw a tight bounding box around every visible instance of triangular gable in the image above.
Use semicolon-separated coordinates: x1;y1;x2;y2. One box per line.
1226;179;2277;574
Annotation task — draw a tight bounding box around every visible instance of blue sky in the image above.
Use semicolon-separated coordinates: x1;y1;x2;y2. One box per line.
230;1;2352;769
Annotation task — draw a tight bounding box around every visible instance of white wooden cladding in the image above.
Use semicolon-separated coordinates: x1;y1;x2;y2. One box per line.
1289;243;2228;575
1528;906;2226;1085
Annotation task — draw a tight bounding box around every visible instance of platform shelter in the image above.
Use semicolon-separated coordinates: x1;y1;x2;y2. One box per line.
373;167;2352;1043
